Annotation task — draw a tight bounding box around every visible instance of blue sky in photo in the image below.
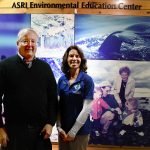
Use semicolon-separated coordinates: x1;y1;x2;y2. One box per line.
75;15;150;40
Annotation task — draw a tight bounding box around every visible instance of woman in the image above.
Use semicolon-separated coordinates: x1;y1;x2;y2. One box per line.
113;66;135;109
57;45;94;150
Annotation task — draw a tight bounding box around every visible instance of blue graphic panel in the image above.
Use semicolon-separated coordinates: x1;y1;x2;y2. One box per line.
0;14;31;60
75;15;150;61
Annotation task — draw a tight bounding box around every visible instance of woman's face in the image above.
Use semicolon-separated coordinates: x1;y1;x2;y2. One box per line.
120;72;129;82
101;86;111;97
67;49;81;70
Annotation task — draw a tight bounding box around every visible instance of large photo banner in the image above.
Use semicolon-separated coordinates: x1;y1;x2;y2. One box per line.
31;14;150;146
0;0;150;148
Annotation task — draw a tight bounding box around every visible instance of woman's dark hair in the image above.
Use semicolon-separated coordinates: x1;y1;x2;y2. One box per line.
119;66;131;75
61;45;87;75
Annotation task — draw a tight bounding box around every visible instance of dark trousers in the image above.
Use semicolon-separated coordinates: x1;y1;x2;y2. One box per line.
2;125;52;150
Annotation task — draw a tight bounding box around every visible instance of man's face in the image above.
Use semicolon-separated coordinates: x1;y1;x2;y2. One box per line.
120;72;129;82
17;31;38;61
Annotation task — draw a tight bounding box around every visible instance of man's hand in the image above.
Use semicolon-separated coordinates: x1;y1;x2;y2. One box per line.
41;124;53;139
0;128;9;147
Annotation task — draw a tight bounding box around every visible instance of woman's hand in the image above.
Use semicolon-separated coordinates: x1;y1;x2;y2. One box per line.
57;127;67;141
64;134;75;142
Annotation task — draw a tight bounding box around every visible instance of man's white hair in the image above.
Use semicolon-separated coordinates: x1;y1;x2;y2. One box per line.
17;28;38;41
99;80;112;87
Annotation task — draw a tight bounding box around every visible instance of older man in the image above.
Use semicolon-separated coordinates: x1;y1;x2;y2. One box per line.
0;28;58;150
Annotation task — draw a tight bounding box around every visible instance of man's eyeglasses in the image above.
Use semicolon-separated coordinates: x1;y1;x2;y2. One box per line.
20;40;38;45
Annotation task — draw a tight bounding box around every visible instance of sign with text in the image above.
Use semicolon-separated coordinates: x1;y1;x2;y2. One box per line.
0;0;150;16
